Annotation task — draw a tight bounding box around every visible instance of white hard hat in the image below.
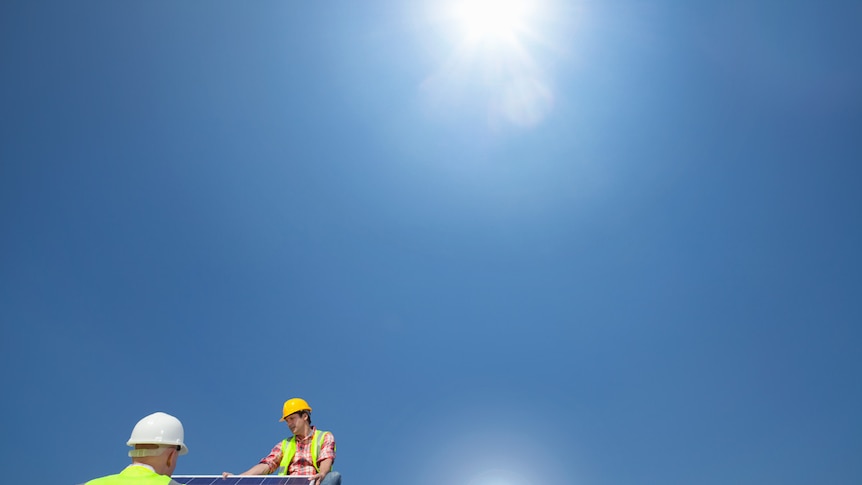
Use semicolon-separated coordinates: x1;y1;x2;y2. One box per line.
127;412;188;455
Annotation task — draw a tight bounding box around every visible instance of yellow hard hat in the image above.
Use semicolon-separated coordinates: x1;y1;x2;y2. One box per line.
280;398;312;421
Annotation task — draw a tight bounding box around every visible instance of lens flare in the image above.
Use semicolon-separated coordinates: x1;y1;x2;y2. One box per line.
418;0;570;128
452;0;532;44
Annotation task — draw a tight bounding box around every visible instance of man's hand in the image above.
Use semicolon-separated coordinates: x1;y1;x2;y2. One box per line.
308;472;326;485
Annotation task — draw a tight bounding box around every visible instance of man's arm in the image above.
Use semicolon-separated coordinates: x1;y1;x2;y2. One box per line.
223;441;283;478
222;463;271;478
309;458;333;485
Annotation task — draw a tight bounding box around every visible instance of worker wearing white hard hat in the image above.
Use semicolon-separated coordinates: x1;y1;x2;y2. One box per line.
85;412;189;485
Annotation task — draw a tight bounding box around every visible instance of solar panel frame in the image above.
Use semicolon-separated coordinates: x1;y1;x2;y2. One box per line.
172;475;310;485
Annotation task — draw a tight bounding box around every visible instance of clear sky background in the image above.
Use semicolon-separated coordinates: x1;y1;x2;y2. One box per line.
1;1;861;484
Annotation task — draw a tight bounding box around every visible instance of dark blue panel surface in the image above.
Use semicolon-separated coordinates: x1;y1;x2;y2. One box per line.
173;476;309;485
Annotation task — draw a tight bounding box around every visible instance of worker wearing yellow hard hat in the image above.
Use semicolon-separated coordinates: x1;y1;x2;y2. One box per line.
85;412;189;485
222;398;341;485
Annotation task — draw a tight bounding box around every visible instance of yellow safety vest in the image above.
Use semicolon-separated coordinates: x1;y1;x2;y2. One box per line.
85;465;175;485
277;429;335;476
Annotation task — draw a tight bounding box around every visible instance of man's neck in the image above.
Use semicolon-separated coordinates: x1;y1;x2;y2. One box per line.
129;462;156;472
295;426;315;440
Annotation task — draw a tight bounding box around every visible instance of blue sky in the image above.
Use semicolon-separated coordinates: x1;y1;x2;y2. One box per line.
1;1;861;484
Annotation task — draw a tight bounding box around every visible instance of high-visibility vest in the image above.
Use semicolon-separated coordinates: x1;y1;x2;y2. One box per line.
85;465;175;485
277;429;335;476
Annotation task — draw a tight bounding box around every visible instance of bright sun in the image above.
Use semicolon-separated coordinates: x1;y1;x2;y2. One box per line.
421;0;563;126
451;0;533;44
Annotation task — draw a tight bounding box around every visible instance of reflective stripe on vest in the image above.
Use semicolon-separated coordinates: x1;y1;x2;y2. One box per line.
277;429;334;476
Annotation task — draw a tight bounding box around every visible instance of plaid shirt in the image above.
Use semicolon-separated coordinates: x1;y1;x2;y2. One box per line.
258;427;337;476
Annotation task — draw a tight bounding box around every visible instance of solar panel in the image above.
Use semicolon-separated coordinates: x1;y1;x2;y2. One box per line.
172;476;310;485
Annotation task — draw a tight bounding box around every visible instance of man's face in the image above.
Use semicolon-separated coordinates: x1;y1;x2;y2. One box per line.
285;412;307;435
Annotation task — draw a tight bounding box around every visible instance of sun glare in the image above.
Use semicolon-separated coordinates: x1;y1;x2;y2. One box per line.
452;0;532;43
420;0;568;127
